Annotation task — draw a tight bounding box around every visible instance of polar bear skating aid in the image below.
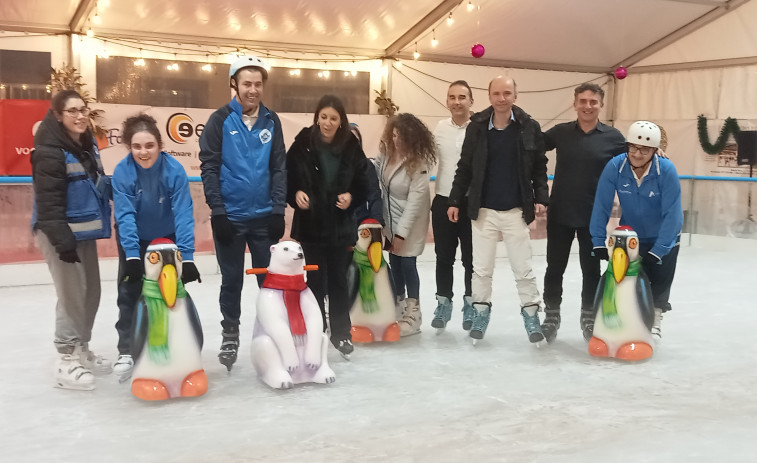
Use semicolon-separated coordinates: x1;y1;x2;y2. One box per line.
248;241;335;389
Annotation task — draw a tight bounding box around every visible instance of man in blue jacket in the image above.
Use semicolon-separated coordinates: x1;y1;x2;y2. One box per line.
590;121;683;343
199;55;287;370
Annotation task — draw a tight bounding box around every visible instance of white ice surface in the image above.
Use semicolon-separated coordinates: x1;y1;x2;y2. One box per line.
0;235;755;463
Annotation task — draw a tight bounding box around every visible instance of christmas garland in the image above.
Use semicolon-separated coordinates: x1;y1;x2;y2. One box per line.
697;115;740;154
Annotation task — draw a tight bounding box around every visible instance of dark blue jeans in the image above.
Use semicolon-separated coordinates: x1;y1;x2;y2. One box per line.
388;254;420;300
640;241;680;313
115;229;175;355
214;216;273;331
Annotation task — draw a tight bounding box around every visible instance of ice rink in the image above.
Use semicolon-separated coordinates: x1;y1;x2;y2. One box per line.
1;235;755;463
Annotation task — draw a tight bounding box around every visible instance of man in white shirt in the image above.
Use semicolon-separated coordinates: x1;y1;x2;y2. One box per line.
430;80;475;332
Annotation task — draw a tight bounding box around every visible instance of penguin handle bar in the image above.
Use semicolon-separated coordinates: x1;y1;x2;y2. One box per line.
245;265;319;275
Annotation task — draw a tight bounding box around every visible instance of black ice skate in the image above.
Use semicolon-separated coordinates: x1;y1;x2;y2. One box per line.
219;326;240;372
541;304;561;343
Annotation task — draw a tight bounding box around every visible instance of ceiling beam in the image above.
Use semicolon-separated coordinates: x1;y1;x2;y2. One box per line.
69;0;98;32
661;0;729;5
630;55;757;73
0;22;69;34
385;0;463;57
393;52;609;74
613;0;752;69
92;29;385;58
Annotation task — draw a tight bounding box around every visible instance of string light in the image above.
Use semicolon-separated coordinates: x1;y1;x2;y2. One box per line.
134;48;145;66
446;12;454;26
413;42;420;60
86;27;94;37
431;30;438;47
467;0;475;12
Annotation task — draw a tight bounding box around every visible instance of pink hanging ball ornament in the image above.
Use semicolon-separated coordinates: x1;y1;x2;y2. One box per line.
614;66;628;80
471;43;485;58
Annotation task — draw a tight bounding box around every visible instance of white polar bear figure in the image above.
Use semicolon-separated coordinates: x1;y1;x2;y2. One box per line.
251;241;336;389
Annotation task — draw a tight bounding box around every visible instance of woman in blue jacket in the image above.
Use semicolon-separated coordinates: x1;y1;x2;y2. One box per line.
32;90;112;390
590;121;683;343
111;114;200;376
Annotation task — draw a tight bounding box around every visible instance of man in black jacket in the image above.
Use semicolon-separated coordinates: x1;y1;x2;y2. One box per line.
541;83;626;343
448;76;549;344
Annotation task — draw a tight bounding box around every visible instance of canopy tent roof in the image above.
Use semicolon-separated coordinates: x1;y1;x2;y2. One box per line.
0;0;754;73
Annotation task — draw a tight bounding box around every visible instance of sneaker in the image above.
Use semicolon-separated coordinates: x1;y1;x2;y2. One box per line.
113;354;134;376
461;296;476;331
55;354;95;391
521;305;544;343
336;339;354;356
219;325;240;371
580;306;595;343
651;308;663;343
430;295;452;329
78;344;112;374
398;298;422;336
541;304;561;343
469;303;491;340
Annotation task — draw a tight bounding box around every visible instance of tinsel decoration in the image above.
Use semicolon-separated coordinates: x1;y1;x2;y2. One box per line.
697;115;740;155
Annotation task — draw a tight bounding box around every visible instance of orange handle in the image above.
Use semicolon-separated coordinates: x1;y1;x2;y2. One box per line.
304;265;319;271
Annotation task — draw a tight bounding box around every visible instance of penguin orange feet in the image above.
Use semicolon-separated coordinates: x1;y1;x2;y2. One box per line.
588;337;609;357
181;369;208;397
382;322;400;342
615;342;653;361
350;325;374;343
131;378;170;401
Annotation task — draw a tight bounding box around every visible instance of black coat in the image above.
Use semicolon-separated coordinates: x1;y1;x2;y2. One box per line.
286;126;375;246
31;110;101;253
448;105;549;224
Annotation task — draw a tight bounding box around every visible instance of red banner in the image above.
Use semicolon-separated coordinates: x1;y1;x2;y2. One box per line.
0;99;49;175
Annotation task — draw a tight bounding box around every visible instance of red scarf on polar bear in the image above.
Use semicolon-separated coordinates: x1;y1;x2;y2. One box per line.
262;273;307;335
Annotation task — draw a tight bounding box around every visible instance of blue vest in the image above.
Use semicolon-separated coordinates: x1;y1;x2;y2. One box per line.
42;145;112;241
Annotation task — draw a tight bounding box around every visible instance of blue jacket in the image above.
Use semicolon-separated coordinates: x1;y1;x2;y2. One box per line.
590;153;683;258
112;152;195;260
32;110;111;252
198;98;287;221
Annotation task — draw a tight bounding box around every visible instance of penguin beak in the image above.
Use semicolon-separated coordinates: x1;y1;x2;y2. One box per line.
368;241;382;273
612;247;629;283
159;264;178;308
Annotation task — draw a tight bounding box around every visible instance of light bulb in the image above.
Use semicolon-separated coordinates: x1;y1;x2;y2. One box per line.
467;1;474;12
446;13;454;26
413;50;420;60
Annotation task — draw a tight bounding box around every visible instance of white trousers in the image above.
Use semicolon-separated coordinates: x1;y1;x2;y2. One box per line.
471;208;541;308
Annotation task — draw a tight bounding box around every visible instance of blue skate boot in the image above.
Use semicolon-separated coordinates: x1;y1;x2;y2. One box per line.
461;295;476;331
521;305;545;344
431;295;453;331
469;302;491;344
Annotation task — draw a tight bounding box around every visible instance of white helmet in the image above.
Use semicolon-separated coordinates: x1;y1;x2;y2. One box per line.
626;121;661;148
229;55;268;80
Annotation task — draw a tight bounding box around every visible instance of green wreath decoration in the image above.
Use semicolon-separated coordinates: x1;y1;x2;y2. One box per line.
697;115;740;155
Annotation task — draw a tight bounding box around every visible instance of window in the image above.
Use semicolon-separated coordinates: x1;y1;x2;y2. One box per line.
265;68;370;113
0;50;52;100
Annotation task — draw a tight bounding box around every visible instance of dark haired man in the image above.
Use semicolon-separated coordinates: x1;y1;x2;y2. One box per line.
541;82;626;343
430;80;475;332
199;55;287;370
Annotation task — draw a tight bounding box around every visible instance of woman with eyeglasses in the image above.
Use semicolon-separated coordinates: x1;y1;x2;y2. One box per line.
31;89;113;390
589;121;683;343
110;114;200;377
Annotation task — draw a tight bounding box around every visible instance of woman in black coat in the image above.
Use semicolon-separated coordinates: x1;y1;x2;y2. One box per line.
286;95;376;356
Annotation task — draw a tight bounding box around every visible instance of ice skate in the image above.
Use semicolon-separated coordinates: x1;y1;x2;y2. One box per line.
521;305;545;345
335;339;354;360
54;353;95;391
398;298;422;337
461;295;475;331
651;308;663;344
541;303;561;344
219;326;240;372
469;303;491;344
580;306;594;343
430;295;452;333
113;354;134;382
78;344;112;375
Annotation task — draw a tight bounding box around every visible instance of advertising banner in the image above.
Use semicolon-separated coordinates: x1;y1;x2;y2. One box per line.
0;99;49;175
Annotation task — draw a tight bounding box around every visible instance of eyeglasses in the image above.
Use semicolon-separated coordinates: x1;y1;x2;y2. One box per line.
628;144;655;155
63;107;91;117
